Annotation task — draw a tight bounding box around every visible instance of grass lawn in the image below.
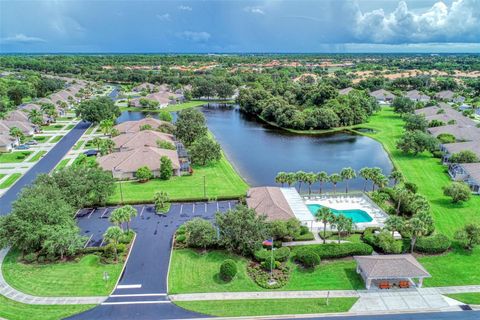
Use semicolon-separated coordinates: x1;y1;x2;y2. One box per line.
41;124;65;131
0;173;22;189
0;151;32;163
50;135;64;143
2;250;123;297
28;150;47;162
85;125;97;135
55;158;70;171
418;246;480;287
356;107;480;236
168;249;363;294
108;153;248;204
0;174;5;180
446;293;480;305
174;298;358;317
65;124;75;130
73;140;85;150
57;116;75;121
0;295;94;320
32;135;49;143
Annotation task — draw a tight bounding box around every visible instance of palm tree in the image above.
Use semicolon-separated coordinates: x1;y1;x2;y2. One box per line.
329;173;342;194
385;215;405;237
305;172;317;195
28;109;43;126
359;167;372;192
389;169;404;185
109;207;126;230
336;215;354;244
285;172;296;187
373;174;389;191
340;167;356;193
316;171;328;194
370;167;383;191
316;207;334;244
9;127;24;144
407;214;429;253
275;172;287;187
122;205;138;232
295;171;306;193
91;137;103;150
100;138;115;155
100;119;114;136
103;226;123;262
394;186;410;215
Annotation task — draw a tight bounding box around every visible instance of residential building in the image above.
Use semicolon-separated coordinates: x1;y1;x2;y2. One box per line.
132;82;157;93
441;142;480;163
448;163;480;194
339;87;354;95
114;118;169;133
112;130;175;151
0;134;17;152
0;120;35;136
427;124;480;142
415;104;476;126
246;187;296;221
434;90;465;103
369;89;395;104
405;90;430;102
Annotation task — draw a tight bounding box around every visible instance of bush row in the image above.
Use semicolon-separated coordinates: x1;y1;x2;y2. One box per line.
293;242;373;259
254;247;290;262
415;234;451;254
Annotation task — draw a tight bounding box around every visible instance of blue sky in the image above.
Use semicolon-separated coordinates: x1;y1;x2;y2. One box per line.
1;0;479;53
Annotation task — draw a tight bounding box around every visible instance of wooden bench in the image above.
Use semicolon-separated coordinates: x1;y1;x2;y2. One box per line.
379;281;390;289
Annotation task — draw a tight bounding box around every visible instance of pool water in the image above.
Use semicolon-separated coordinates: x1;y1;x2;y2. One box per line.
307;204;373;223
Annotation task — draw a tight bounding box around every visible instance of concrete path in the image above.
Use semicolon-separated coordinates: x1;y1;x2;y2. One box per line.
0;249;106;305
170;290;358;301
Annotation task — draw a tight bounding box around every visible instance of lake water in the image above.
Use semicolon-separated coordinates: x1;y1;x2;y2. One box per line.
118;105;393;192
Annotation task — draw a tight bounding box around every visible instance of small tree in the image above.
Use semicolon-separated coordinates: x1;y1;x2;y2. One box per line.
184;218;216;251
340;167;356;193
220;259;237;281
385;215;405;237
275;172;288;187
159;110;173;122
455;224;480;251
304;172;317;195
449;150;479;164
122;205;137;232
407;213;430;253
329;173;342;194
316;207;335;244
103;226;123;262
316;171;328;194
9;127;24;143
154;191;169;213
159;156;173;180
188;136;222;166
336;215;354;243
295;171;307;193
389;169;404;185
443;182;471;203
136;166;153;182
358;167;372;192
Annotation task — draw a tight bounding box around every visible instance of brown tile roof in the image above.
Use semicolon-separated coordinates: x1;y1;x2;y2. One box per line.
97;146;180;173
415;104;475;126
369;89;395;100
354;254;431;279
427;124;480;142
339;87;354;95
5;110;29;123
112;130;175;149
246;187;295;221
114;118;169;133
459;163;480;184
443;142;480;159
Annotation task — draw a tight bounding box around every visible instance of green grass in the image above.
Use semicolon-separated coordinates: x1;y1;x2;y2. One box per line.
57;116;74;121
0;295;94;320
85;125;97;135
446;293;480;305
355;107;480;236
28;150;47;162
0;174;5;180
419;247;480;287
73;140;85;150
41;124;65;131
168;249;363;294
0;173;22;189
174;298;358;317
2;250;123;297
50;135;64;143
32;135;49;143
65;124;75;130
55;158;70;171
0;151;32;163
109;153;248;203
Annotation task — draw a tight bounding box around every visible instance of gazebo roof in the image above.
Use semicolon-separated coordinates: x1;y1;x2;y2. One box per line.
354;254;431;279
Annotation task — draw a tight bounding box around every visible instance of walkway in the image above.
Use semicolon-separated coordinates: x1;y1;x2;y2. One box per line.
0;120;90;215
0;249;106;305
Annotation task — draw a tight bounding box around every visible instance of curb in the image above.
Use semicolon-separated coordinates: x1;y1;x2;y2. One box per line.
109;232;137;295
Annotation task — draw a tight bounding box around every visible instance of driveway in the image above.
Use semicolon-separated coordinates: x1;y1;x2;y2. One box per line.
70;201;237;319
0;120;91;215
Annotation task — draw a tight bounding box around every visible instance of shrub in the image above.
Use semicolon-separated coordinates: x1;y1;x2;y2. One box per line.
254;247;290;262
415;234;451;254
23;253;36;264
294;242;373;259
294;232;315;241
220;259;237;281
295;249;320;268
176;234;186;243
136;166;153;182
443;182;471;203
37;255;45;264
16;155;26;160
437;133;456;144
176;225;186;235
261;259;281;271
247;263;290;289
299;225;310;235
376;231;403;254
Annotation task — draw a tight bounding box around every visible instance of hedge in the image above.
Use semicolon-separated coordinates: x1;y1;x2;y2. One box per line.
220;259;237;282
293;242;373;259
415;234;451;254
254;247;290;262
294;232;315;241
295;249;321;268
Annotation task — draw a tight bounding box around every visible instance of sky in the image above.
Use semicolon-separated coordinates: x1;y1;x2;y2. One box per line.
0;0;479;53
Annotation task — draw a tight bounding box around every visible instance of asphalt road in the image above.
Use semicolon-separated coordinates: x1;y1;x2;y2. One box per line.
0;120;91;215
70;201;237;320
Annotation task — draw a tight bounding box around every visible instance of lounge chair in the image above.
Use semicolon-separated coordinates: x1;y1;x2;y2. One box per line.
399;281;410;288
379;281;390;289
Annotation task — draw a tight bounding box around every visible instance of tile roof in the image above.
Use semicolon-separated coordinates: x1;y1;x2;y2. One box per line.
246;187;296;221
114;118;170;133
112;130;175;149
354;254;431;279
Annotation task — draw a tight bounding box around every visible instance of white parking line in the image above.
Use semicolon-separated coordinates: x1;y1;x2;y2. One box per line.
139;206;145;217
99;237;105;247
228;201;231;210
180;204;183;214
100;208;108;218
217;202;219;211
205;203;207;213
87;209;95;219
110;293;167;298
74;209;81;218
117;284;142;289
83;234;93;248
102;301;170;305
192;203;195;214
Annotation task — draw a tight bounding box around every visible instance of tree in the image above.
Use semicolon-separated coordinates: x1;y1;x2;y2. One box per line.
7;83;33;105
159;110;173;122
295;171;307;193
99;119;114;136
336;215;354;243
315;207;335;244
304;172;317;195
120;205;137;232
404;113;428;132
392;96;415;114
99;138;115;155
329;173;342;194
449;150;479;164
184;218;217;251
109;207;127;230
389;168;404;185
385;215;405;237
372;173;388;191
215;82;235;99
154;191;169;212
396;130;438;155
275;172;288;187
394;186;411;215
286;172;296;187
316;171;329;194
215;205;269;256
43;226;85;260
359;167;372;192
175;109;208;146
9;126;24;143
159;156;173;180
188;136;222;166
91;137;103;150
455;224;480;251
407;213;430;253
136;166;153;182
103;226;123;262
28;109;44;126
443;182;471;203
76;96;121;124
340;167;356;193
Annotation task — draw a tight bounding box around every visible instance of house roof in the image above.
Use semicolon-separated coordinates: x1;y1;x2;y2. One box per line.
369;89;395;100
5;110;29;123
427;124;480;142
112;130;175;149
97;146;180;173
415;104;476;126
0;134;15;146
405;90;430;101
0;120;35;135
354;254;431;279
133;82;157;92
459;163;480;184
339;87;354;95
246;187;296;221
114;118;169;133
443;142;480;159
435;90;454;100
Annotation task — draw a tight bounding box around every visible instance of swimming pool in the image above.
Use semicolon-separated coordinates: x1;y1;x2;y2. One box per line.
307;204;373;223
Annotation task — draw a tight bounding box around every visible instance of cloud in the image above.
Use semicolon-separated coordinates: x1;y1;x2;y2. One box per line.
177;31;211;42
244;6;265;15
349;0;480;44
1;34;46;44
156;13;171;21
178;5;192;11
50;15;86;36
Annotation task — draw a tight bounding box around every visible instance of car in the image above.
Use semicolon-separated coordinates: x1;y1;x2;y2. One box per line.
26;140;38;145
16;144;30;150
83;149;98;157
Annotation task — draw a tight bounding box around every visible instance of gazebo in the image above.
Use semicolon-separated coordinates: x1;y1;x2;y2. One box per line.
354;254;431;289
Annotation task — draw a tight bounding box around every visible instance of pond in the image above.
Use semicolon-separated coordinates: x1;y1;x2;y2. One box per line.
118;105;393;191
